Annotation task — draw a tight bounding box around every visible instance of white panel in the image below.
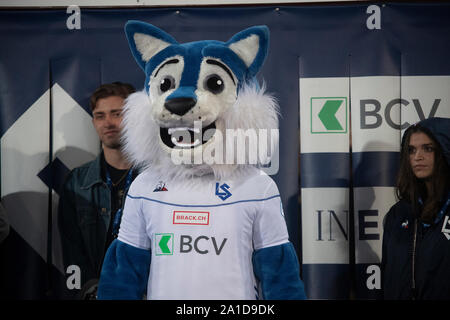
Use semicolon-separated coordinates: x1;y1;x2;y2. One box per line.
401;75;450;137
52;83;99;170
351;76;401;153
302;188;349;264
1;88;50;262
354;187;397;264
51;83;100;273
300;77;350;153
1;90;49;196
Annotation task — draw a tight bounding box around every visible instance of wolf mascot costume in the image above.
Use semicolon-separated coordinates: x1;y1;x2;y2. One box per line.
97;21;306;300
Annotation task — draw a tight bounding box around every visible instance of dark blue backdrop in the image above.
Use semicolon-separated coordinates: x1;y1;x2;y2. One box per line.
1;2;449;299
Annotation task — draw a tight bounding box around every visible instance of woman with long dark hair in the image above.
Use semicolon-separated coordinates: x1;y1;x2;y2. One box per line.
381;117;450;300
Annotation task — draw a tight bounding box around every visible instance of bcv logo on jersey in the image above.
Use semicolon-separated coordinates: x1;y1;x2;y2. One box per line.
154;233;228;256
215;182;232;201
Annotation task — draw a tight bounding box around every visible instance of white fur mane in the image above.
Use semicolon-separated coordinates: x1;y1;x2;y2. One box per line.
120;82;279;182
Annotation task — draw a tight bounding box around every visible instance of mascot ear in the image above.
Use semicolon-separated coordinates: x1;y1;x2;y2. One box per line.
226;25;269;78
125;21;178;70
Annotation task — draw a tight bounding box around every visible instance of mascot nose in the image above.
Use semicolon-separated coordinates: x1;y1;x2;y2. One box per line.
164;98;196;116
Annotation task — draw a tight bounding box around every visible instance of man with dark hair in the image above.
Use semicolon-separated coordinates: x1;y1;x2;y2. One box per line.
58;82;138;299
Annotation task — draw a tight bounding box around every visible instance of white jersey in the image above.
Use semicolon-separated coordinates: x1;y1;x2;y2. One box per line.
118;168;289;300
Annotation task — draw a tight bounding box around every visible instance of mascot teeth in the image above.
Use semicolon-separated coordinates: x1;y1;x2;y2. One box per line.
160;122;216;149
170;127;200;148
167;127;201;135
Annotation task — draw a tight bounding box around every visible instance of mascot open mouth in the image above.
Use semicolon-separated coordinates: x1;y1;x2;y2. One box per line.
160;121;217;149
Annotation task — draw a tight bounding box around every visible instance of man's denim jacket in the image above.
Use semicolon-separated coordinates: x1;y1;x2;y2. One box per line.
58;153;131;295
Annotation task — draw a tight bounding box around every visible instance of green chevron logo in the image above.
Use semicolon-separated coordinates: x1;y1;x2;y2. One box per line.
155;233;174;255
310;97;347;134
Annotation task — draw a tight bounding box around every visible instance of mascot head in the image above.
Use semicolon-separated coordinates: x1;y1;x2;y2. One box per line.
122;21;279;180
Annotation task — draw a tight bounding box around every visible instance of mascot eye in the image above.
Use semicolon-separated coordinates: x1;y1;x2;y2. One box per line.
204;74;224;94
160;76;175;93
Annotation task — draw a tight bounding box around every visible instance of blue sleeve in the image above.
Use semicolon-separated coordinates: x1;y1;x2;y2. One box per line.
252;242;307;300
97;239;151;300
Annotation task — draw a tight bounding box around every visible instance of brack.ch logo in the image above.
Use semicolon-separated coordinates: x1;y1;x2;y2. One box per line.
173;211;210;225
